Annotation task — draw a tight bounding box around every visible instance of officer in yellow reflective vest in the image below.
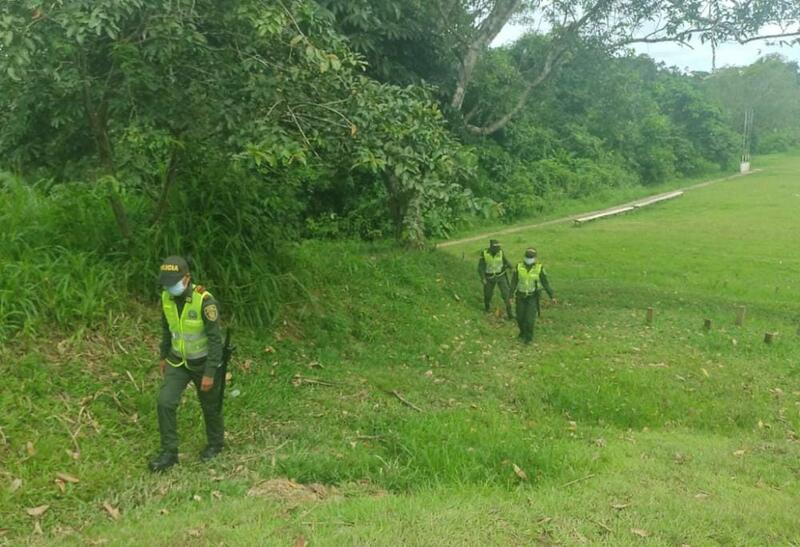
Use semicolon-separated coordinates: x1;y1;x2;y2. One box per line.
149;256;225;472
477;239;514;319
510;248;557;344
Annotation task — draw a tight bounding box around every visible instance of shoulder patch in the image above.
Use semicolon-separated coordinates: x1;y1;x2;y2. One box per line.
203;304;219;322
194;285;206;294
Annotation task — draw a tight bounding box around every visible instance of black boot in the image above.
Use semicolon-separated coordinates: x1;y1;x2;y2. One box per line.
148;451;178;472
200;444;223;462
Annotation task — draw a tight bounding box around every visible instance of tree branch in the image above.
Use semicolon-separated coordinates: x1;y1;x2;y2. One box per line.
450;0;523;111
150;143;181;226
737;30;800;44
461;1;614;136
465;46;562;136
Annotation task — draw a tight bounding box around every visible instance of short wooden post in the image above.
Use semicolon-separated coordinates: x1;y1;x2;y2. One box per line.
646;307;654;325
703;319;712;331
735;306;746;326
764;332;776;344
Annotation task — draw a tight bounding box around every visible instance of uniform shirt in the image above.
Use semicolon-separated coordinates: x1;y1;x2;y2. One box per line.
477;248;513;279
159;283;223;378
511;263;554;298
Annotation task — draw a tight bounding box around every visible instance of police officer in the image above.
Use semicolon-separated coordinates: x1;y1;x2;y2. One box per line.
511;248;556;344
477;239;514;319
149;256;225;472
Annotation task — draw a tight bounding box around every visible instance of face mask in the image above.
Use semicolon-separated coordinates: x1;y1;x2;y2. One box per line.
490;246;500;254
166;279;187;296
523;257;536;265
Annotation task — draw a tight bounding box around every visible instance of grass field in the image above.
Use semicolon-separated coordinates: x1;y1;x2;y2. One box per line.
2;153;800;545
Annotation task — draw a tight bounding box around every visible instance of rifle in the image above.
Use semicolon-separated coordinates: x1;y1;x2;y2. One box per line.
219;329;235;408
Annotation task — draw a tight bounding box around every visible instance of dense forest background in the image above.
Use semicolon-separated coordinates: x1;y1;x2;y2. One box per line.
1;0;799;336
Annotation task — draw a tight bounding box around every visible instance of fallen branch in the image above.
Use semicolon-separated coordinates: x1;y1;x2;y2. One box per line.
291;374;338;387
590;518;613;534
561;473;595;488
391;390;423;412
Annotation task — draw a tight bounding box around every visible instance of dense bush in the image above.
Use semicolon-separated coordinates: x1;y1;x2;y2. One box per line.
462;47;739;221
0;175;125;340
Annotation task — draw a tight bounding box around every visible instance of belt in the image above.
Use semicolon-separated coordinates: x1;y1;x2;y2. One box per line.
517;291;537;297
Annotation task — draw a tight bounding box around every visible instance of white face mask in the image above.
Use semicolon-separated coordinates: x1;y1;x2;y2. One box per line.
523;257;536;265
166;278;187;296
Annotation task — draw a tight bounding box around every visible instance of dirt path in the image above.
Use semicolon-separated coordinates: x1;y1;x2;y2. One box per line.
436;169;762;249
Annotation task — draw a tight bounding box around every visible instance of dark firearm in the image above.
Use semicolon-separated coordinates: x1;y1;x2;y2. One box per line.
219;329;235;407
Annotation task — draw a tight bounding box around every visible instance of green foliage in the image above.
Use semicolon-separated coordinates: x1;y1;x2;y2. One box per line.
317;0;451;89
348;83;476;243
462;45;738;222
0;0;478;330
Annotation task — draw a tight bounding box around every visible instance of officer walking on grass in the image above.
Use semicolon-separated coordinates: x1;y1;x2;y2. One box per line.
477;238;514;319
511;248;557;344
149;256;225;472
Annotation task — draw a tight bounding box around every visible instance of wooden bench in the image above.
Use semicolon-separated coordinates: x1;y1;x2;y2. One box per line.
573;190;684;226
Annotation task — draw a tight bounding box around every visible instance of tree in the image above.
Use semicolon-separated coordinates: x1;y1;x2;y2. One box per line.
703;55;800;153
434;0;800;135
0;0;471;252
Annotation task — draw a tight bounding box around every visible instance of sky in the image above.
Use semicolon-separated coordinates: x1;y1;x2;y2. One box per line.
493;23;800;72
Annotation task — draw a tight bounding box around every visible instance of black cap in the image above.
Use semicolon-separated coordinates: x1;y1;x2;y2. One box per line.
524;248;537;258
489;239;500;247
159;256;189;286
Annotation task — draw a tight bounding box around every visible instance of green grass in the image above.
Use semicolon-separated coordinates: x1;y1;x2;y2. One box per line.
442;163;737;243
3;153;800;545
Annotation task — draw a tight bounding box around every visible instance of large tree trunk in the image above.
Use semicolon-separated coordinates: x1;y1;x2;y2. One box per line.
151;144;181;226
383;173;407;240
450;0;522;111
80;52;133;244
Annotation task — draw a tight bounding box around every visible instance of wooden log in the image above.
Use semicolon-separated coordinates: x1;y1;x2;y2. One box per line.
703;319;712;331
574;206;635;225
735;306;746;326
764;332;776;344
646;307;654;325
631;191;684;208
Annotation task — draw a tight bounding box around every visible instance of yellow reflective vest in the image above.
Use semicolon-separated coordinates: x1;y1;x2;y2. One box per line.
161;287;212;365
516;263;543;294
483;250;505;275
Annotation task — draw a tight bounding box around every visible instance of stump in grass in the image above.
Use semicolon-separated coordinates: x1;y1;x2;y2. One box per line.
735;306;746;326
764;332;776;344
646;307;654;325
703;319;712;331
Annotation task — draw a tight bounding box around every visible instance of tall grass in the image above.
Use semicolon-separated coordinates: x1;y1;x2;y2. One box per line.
0;173;300;340
0;176;125;340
